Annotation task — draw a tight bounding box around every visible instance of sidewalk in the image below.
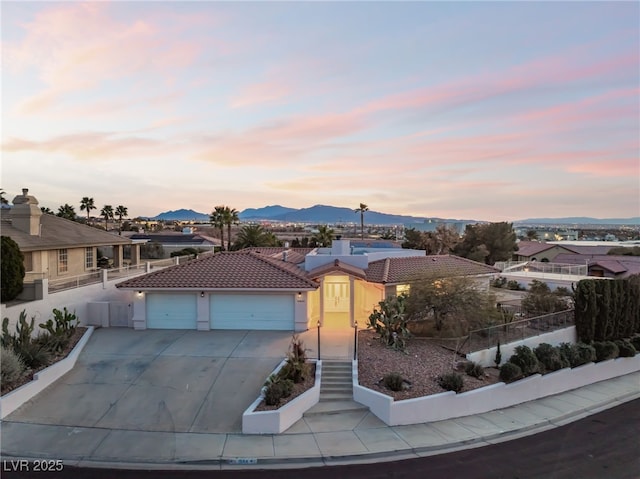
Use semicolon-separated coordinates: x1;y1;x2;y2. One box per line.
2;372;638;470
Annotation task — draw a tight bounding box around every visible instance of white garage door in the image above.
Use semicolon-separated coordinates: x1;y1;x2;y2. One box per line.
147;293;197;329
210;294;294;330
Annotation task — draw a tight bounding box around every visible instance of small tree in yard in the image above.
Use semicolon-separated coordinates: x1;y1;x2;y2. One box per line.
368;294;411;352
521;280;568;316
1;236;25;302
405;276;501;333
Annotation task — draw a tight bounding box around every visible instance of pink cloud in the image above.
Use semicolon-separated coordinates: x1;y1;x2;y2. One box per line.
566;159;639;177
2;132;166;161
5;3;203;114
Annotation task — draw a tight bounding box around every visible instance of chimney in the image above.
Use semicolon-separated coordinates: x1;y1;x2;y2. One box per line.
10;188;42;236
283;241;290;262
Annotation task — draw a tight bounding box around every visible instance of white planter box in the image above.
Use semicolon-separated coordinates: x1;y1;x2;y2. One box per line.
242;359;321;434
1;326;95;419
354;353;640;426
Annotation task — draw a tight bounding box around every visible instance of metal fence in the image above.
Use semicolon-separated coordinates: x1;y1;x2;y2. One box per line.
462;309;575;353
48;251;214;293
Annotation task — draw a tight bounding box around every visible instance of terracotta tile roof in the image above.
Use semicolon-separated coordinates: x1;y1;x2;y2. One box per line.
557;245;615;255
591;260;628;274
366;255;500;284
1;210;132;251
307;259;368;280
116;250;318;290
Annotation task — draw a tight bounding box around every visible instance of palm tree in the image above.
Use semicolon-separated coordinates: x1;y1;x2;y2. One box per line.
223;207;240;251
115;205;128;235
234;224;278;249
80;197;96;223
210;206;226;250
0;189;8;205
57;204;76;221
355;203;369;239
40;206;54;215
313;224;334;247
101;205;114;231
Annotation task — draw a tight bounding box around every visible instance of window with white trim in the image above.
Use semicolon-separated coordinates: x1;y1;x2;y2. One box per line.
85;247;94;269
58;249;68;273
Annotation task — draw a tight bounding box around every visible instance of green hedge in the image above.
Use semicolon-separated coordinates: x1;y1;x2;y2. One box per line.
574;275;640;343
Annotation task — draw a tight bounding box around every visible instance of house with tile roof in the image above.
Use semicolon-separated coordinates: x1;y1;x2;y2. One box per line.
553;253;640;279
117;239;499;331
1;189;140;300
512;241;573;262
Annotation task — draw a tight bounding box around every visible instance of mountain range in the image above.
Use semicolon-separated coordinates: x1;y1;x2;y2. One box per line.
148;206;639;226
149;205;437;224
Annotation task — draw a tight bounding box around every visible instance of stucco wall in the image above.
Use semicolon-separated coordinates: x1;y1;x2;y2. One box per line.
466;326;577;367
1;275;141;333
355;354;640;426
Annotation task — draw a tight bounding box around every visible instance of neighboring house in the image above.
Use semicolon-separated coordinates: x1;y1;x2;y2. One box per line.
117;239;499;331
512;241;573;262
553;253;640;279
128;233;218;258
1;189;139;298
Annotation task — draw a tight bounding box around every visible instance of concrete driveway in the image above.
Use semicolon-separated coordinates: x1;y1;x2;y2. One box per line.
7;329;299;433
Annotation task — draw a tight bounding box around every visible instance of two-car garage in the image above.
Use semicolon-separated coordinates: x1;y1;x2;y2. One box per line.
145;293;295;331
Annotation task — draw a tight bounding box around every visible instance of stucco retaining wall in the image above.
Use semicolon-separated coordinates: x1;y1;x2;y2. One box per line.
466;326;578;367
0;326;94;419
354;354;640;426
242;359;321;434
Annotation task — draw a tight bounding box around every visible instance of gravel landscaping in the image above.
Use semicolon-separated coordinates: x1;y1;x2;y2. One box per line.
357;329;500;400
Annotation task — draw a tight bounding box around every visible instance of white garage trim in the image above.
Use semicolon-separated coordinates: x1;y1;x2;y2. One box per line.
147;293;197;329
210;293;294;331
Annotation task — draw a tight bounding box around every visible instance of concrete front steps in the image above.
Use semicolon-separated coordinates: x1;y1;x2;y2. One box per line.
304;361;368;416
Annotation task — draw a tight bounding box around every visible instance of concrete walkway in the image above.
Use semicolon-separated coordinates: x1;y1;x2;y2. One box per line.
2;369;638;469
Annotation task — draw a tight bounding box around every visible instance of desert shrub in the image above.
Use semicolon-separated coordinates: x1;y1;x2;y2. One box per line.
508;345;539;376
574;343;596;366
383;372;405;392
2;311;35;351
13;340;51;370
280;335;308;383
533;343;568;372
464;361;485;379
37;308;78;354
506;280;523;291
592;341;619;362
491;277;507;288
630;336;640;351
561;343;596;368
368;294;410;352
263;374;294;406
614;340;637;358
1;345;26;388
499;362;522;383
437;372;464;393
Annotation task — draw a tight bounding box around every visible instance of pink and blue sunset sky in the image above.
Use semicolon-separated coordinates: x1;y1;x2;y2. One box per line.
2;1;638;221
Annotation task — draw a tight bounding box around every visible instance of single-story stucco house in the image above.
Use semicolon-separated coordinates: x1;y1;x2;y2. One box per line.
116;239;499;331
